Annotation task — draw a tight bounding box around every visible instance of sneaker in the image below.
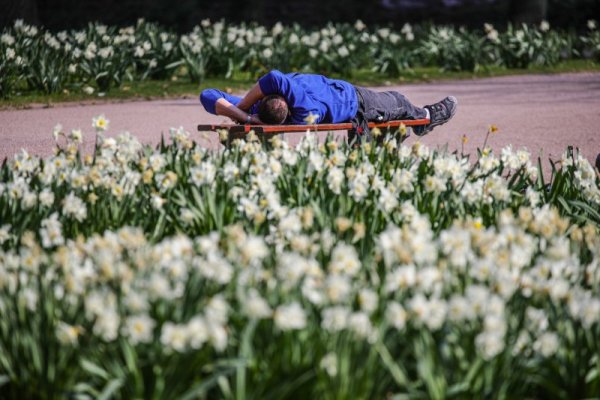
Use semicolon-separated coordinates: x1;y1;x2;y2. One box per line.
413;96;458;137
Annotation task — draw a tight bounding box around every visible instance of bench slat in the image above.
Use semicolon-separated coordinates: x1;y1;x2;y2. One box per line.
197;118;430;135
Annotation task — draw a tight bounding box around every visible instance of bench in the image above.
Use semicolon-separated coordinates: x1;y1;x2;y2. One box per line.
197;118;430;145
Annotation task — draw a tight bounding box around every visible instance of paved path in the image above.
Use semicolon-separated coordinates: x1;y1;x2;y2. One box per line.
1;73;599;171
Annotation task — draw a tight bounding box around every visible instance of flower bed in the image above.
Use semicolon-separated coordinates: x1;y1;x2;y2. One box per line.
1;19;599;98
0;120;599;399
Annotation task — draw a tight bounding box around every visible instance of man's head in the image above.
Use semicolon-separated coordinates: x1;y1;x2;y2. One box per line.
258;95;289;124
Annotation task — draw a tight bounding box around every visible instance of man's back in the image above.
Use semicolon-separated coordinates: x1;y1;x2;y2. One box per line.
258;70;358;124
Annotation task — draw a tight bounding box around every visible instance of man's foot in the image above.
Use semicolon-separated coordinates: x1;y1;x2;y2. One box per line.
413;96;458;137
595;152;600;172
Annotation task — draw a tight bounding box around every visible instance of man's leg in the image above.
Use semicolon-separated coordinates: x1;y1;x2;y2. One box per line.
412;96;458;136
349;87;423;145
355;86;458;137
355;87;428;122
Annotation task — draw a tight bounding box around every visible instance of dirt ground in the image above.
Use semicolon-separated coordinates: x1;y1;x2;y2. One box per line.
1;72;599;172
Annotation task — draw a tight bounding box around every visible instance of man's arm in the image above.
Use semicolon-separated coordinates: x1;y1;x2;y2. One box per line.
200;88;262;124
215;98;262;124
236;83;265;112
200;72;276;124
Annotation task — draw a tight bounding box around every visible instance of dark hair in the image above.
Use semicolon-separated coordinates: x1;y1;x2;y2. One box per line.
258;95;288;124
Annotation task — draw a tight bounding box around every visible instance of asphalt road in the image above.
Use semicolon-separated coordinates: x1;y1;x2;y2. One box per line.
1;72;599;170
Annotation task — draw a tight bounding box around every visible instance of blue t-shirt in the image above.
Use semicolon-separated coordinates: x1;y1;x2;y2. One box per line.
258;70;358;124
200;70;359;124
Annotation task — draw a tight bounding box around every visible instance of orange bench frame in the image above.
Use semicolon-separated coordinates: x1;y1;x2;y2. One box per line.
197;118;430;144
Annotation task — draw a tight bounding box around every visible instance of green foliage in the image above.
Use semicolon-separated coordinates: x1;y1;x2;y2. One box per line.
1;19;599;99
179;27;209;84
0;122;599;399
580;23;600;61
4;23;70;94
420;25;490;72
497;23;568;68
132;20;183;81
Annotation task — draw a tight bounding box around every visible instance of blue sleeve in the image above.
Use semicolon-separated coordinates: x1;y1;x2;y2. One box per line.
258;70;296;98
200;89;244;115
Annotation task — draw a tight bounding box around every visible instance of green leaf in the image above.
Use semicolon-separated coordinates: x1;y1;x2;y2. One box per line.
375;340;410;388
180;368;236;400
166;60;184;70
569;200;600;222
73;382;100;398
236;320;258;400
464;358;483;387
81;359;110;380
446;382;469;397
120;339;138;375
557;196;572;214
97;378;124;400
218;374;234;399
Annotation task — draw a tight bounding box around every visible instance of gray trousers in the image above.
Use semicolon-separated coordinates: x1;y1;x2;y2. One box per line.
350;86;427;144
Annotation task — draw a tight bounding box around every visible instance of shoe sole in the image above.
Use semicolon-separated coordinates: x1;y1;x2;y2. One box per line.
414;96;458;136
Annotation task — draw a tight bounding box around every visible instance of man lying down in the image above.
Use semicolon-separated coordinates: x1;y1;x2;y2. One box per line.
200;69;457;143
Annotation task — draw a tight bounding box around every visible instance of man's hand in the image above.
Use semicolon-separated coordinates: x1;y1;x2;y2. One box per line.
233;114;262;125
215;98;260;125
247;114;263;125
213;81;267;124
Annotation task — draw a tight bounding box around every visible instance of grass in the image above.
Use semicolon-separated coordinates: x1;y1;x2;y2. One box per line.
346;59;600;85
0;77;255;109
2;59;599;109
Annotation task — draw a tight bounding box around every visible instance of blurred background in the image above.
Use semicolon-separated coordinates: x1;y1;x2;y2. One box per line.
2;0;599;31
